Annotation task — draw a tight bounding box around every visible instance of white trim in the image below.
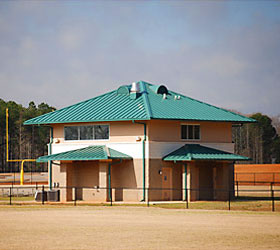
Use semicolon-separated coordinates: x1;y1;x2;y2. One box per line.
52;142;147;159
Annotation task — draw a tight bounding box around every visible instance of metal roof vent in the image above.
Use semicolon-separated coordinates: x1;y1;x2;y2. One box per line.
131;82;140;93
149;84;168;95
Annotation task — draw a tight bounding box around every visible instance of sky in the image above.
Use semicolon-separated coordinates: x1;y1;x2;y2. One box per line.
0;0;280;116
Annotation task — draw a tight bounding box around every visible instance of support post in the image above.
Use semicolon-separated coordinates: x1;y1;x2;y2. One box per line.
20;160;25;185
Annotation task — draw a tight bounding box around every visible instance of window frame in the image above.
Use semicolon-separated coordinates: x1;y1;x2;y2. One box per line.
181;124;201;141
64;124;110;141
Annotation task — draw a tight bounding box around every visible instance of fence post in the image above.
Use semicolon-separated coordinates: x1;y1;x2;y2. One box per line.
42;185;45;205
228;188;231;211
110;187;112;207
9;187;12;205
271;183;275;212
236;181;239;198
147;188;149;207
185;188;189;209
74;187;77;206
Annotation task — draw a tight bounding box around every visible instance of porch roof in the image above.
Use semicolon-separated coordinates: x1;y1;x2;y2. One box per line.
163;144;250;161
36;145;132;162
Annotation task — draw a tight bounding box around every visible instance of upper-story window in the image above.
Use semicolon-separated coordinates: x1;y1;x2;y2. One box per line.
181;125;200;140
64;125;109;140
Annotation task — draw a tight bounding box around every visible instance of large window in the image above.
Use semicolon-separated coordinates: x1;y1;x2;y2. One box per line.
64;125;109;140
181;125;200;140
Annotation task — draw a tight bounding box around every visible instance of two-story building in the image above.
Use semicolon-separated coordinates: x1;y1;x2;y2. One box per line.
24;81;254;202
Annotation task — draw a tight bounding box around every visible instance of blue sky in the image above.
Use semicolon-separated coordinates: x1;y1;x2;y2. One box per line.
0;0;280;116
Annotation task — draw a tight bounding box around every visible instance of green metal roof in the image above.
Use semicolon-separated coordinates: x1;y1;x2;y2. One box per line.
36;145;132;162
163;144;250;161
24;81;255;125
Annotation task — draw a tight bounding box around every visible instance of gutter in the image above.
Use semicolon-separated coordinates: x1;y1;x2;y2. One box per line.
133;120;147;202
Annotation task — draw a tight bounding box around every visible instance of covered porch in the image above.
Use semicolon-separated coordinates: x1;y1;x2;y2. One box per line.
162;144;250;201
37;145;133;202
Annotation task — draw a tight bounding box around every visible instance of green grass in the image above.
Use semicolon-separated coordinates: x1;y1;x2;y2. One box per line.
0;196;34;201
0;199;279;212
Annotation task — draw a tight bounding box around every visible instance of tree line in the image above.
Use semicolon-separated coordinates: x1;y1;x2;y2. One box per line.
233;113;280;164
0;99;55;173
0;99;279;173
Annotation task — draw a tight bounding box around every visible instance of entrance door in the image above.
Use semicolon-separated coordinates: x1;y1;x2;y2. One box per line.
162;167;172;201
199;165;214;200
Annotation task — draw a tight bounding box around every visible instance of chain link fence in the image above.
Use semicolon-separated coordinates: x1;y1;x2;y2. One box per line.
1;182;280;212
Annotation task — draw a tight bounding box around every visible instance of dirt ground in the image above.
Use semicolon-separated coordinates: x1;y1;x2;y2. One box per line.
0;206;280;250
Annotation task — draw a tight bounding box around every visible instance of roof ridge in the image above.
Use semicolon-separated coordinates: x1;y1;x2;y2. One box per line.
139;81;153;119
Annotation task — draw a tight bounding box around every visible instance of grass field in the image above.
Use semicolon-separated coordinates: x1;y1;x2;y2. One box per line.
0;205;280;250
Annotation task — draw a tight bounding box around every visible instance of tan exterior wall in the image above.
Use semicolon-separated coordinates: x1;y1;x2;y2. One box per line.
111;159;144;201
148;159;182;201
52;120;232;144
52;121;144;144
53;159;233;202
147;120;232;143
53;159;145;202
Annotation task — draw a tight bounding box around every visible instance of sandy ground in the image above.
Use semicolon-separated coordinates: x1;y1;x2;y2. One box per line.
0;206;280;250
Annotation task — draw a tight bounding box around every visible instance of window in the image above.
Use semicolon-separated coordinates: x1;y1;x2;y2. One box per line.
64;125;109;140
181;125;200;140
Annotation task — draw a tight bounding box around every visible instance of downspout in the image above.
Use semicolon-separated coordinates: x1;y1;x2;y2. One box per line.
132;120;146;201
48;127;53;190
108;159;122;202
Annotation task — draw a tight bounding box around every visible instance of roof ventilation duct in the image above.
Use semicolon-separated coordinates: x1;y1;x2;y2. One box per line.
130;82;140;99
149;84;168;95
131;82;140;93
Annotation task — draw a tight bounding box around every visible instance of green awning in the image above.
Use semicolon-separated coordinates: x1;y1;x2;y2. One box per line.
163;144;250;161
37;145;132;162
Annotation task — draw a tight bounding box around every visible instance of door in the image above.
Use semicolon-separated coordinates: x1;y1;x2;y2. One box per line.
199;165;214;200
162;167;172;201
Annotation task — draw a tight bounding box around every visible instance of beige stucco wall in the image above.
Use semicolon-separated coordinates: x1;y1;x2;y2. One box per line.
52;119;232;145
147;120;232;143
53;158;234;202
111;159;144;201
148;159;182;201
53;158;145;202
52;121;144;144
